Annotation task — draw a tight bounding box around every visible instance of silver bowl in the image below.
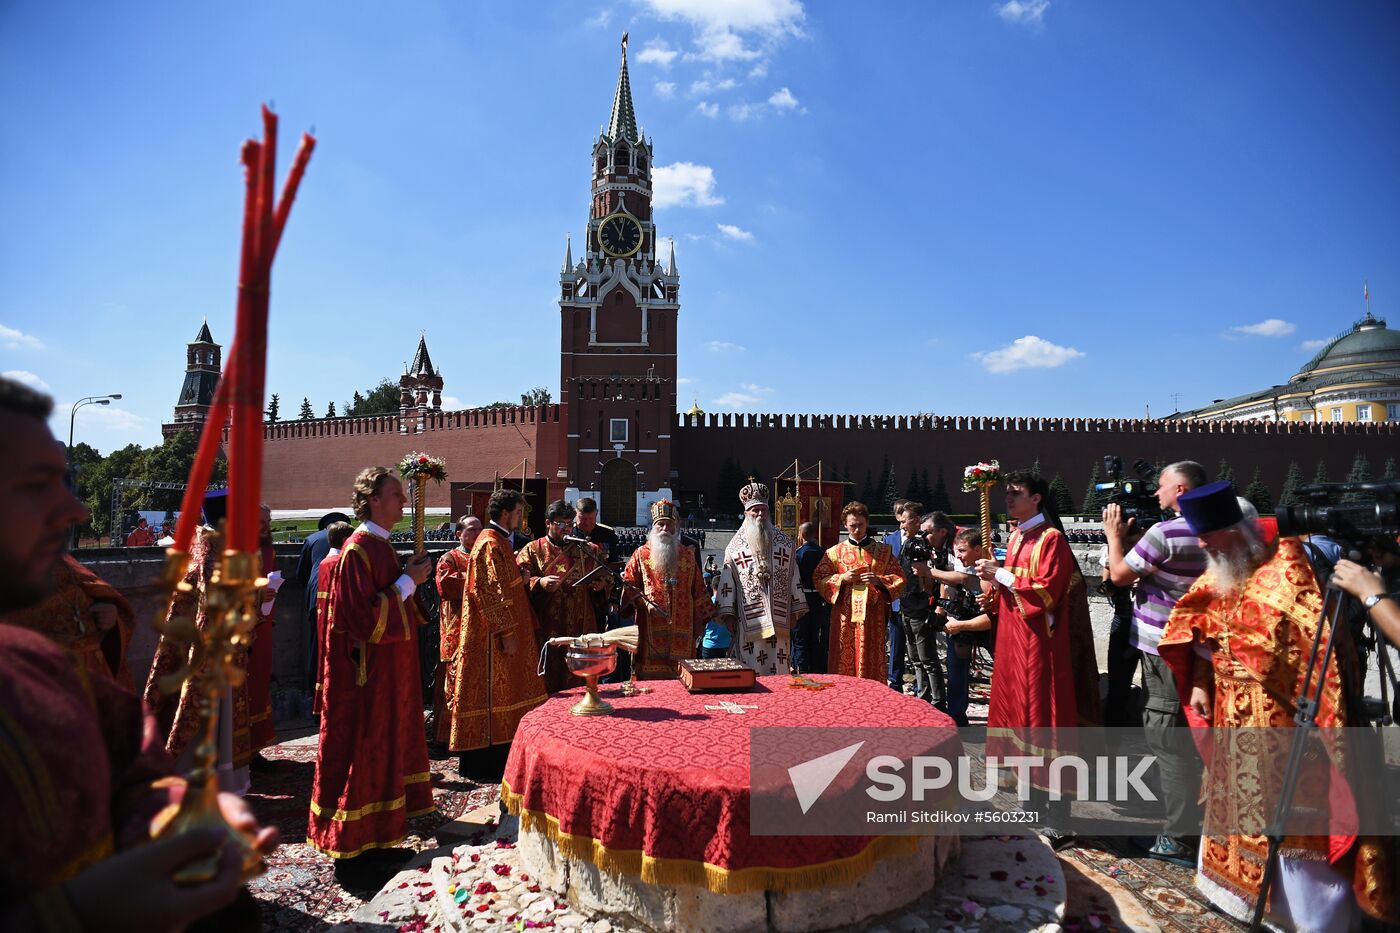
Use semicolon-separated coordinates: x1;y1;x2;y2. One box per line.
566;642;617;679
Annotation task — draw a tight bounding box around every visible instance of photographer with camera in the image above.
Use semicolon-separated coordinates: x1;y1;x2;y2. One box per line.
887;501;946;708
1332;547;1400;650
936;528;994;727
1101;460;1209;867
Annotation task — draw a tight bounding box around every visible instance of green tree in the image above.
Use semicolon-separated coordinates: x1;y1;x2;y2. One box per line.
325;401;337;418
903;468;920;504
1082;463;1104;512
1343;452;1372;502
1383;457;1398;481
520;386;553;406
1313;459;1330;485
919;467;933;506
344;380;400;416
299;397;314;419
1243;467;1274;515
1048;473;1076;516
1277;461;1304;507
1029;458;1042;479
860;468;876;505
929;466;952;513
344;390;365;415
873;455;891;508
1216;458;1235;485
266;393;280;422
882;458;899;511
68;442;104;541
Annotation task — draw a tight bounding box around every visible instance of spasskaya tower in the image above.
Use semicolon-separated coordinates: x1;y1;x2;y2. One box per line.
559;34;680;527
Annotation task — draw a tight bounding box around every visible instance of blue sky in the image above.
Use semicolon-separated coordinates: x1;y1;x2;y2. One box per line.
2;0;1397;453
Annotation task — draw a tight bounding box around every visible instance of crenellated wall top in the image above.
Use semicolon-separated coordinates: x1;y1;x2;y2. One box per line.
263;404;562;440
673;411;1400;435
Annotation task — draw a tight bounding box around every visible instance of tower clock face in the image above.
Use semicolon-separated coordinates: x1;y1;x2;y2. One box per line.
599;212;643;258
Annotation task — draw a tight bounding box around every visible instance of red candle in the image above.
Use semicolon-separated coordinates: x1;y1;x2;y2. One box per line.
226;134;266;552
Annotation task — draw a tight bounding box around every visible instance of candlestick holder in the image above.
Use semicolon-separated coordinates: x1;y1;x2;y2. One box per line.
151;540;266;883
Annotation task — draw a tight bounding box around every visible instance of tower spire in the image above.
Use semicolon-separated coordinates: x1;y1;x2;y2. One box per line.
563;232;573;272
668;236;677;275
607;32;638;143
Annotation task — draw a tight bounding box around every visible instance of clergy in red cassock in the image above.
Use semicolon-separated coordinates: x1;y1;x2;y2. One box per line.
0;553;135;686
246;504;279;755
433;515;481;741
812;501;905;683
518;499;605;692
975;471;1100;834
311;521;354;716
622;499;714;679
447;489;547;751
309;467;435;862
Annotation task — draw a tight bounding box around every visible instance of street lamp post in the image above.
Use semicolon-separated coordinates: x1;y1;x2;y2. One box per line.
68;394;122;549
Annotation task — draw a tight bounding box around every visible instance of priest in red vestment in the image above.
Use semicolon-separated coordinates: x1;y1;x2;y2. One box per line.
0;373;277;929
447;489;547;752
812;501;905;682
622;499;714;678
311;521;354;716
0;552;135;686
518;499;605;692
433;514;481;741
309;467;434;876
975;470;1100;843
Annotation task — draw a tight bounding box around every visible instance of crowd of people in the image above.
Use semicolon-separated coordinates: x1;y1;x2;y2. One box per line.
1;369;1396;930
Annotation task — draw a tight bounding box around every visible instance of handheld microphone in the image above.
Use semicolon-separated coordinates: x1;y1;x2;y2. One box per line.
562;535;594;547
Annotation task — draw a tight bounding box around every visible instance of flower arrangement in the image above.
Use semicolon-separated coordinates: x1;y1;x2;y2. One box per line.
398;451;447;483
961;460;1002;492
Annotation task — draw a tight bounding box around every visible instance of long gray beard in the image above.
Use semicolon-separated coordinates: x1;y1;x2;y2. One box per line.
741;513;775;580
1204;534;1266;596
648;529;678;579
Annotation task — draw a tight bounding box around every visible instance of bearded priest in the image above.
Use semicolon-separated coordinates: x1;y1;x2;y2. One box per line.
715;481;806;675
622;499;714;678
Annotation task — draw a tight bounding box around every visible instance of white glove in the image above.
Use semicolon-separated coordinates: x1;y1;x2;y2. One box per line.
264;570;285;593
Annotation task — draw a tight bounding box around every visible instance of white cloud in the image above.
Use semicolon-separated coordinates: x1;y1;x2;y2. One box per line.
1231;319;1296;337
972;335;1084;373
66;402;149;432
3;370;49;390
640;0;806;64
728;102;758;121
1300;338;1330;352
586;9;612;28
768;87;798;109
689;76;737;95
712;384;772;408
997;0;1049;29
440;394;466;410
677;376;694;385
654;80;677;99
716;222;754;242
695;100;720;118
653;161;724;208
638;39;679;67
0;324;44;350
705;340;746;353
748;61;769;79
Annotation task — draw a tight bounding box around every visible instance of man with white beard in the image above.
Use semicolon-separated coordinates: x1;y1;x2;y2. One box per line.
622;499;714;679
1156;481;1390;930
715;482;807;675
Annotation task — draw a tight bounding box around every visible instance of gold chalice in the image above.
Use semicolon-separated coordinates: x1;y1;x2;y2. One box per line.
566;640;618;716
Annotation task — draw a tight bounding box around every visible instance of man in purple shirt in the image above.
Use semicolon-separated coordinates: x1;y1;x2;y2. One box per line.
1103;460;1209;866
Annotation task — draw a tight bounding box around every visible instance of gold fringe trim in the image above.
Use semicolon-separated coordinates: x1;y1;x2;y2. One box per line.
306;832;408;860
500;779;920;895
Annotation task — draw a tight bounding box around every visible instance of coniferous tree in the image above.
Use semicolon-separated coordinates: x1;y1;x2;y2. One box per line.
1082;463;1103;512
919;467;933;506
1313;459;1330;485
1243;467;1274;514
873;455;892;509
883;459;900;512
860;468;877;506
904;469;920;504
929;466;952;513
1029;458;1042;479
1383;457;1398;481
1343;452;1373;502
1048;473;1076;516
299;397;314;420
1278;461;1304;507
325;401;337;418
1216;458;1235;485
266;393;280;422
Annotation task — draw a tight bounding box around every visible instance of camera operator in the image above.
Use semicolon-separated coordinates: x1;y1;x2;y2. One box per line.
1332;543;1400;653
888;501;945;708
1097;529;1143;727
1101;460;1209;867
937;528;994;727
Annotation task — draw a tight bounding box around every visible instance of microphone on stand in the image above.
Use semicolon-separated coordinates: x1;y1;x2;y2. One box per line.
562;535;595;547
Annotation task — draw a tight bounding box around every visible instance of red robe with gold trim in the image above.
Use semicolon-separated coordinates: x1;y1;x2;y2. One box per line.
433;546;470;743
622;543;713;679
447;527;547;751
308;528;434;859
246;543;277;752
812;540;904;682
0;625;185;930
518;536;602;693
985;520;1098;791
311;550;341;717
144;527;253;770
0;554;134;686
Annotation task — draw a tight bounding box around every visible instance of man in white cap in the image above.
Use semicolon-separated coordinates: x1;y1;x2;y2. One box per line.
715;481;807;676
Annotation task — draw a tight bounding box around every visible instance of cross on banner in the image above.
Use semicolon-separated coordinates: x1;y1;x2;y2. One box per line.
734;552;755;570
774;548;791;570
704;701;759;715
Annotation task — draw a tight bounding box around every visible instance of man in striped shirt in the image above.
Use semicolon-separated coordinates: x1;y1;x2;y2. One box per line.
1103;460;1209;866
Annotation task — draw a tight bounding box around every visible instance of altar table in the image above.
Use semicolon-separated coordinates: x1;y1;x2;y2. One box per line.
500;674;959;896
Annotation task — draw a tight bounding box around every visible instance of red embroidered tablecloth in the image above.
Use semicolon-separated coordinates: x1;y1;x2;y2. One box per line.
500;675;957;894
